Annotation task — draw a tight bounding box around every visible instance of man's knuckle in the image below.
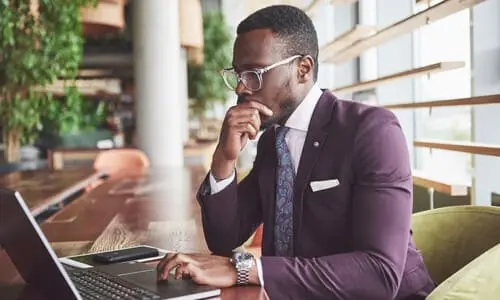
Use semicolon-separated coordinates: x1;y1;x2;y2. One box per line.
230;118;240;127
177;253;187;260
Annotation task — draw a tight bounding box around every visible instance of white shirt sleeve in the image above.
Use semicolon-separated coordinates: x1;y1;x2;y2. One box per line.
208;170;236;195
256;258;264;286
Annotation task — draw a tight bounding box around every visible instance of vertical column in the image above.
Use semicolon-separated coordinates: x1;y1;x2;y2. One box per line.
314;1;335;89
179;48;189;144
358;0;377;82
134;0;184;167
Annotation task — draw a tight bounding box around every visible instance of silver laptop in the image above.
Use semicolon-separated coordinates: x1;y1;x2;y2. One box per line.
0;188;221;300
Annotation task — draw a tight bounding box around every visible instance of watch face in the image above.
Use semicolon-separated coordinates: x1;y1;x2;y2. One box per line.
234;251;252;261
233;251;254;269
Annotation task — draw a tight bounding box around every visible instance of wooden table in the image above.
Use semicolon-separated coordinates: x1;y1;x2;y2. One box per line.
0;165;267;299
0;168;105;217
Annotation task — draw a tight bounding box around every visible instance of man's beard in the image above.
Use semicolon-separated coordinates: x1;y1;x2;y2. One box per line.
260;98;298;130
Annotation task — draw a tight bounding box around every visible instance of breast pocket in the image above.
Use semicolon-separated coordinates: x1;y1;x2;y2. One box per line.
310;178;341;192
306;177;350;213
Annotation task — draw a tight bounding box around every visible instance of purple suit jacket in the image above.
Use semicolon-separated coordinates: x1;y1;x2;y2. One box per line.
198;90;435;299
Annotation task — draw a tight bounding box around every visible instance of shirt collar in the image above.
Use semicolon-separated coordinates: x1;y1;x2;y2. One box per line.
285;84;322;132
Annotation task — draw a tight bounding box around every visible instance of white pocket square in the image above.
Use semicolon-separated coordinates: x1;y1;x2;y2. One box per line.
310;179;340;192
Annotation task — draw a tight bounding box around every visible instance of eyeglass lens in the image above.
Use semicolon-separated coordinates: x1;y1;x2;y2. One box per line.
223;71;261;91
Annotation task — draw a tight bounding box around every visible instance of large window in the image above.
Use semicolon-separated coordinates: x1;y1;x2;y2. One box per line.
414;1;472;182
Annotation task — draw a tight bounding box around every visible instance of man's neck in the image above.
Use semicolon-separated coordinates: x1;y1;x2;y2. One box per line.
295;82;315;106
284;82;322;132
277;82;316;124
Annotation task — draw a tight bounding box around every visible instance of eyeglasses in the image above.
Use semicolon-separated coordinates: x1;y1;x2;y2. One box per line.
220;55;302;92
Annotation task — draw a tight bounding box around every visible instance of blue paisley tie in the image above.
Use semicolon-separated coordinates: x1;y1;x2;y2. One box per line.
274;126;295;256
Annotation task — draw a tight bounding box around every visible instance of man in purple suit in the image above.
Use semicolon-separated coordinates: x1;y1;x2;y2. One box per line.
157;5;435;299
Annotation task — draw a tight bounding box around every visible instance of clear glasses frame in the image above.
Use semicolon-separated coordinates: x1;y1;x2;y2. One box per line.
220;55;303;92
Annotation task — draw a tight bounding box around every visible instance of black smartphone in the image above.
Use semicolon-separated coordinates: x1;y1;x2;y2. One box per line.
92;246;160;264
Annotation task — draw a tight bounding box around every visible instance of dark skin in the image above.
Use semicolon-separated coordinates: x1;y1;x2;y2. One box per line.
156;28;316;288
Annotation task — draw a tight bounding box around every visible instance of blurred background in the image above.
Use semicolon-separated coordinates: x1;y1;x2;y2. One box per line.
1;0;499;210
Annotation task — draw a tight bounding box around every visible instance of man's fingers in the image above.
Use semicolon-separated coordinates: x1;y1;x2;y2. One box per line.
159;253;194;280
174;263;185;280
175;263;193;280
232;124;257;140
175;263;205;284
237;100;273;117
228;109;261;121
245;111;262;133
246;124;258;140
227;115;260;135
156;253;174;278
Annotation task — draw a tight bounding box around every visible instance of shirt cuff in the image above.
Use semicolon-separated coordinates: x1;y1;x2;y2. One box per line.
208;170;235;195
256;258;264;287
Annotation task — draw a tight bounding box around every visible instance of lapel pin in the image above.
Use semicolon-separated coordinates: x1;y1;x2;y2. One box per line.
313;141;320;147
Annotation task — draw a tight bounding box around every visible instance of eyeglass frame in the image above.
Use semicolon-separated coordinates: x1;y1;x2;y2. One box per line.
220;55;304;92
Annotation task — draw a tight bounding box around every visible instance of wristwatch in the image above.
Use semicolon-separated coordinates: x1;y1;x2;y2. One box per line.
230;251;255;285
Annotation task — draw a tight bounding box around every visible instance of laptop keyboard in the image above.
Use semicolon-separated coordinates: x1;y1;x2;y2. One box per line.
69;269;161;300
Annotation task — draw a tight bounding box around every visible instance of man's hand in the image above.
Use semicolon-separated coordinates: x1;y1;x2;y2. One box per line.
211;101;273;180
156;253;237;288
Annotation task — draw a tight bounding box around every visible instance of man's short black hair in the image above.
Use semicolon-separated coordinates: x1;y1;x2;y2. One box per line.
237;5;319;82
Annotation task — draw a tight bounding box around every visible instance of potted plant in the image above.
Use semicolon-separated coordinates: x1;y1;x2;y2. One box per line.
0;0;97;162
0;90;51;162
40;84;107;149
188;12;232;140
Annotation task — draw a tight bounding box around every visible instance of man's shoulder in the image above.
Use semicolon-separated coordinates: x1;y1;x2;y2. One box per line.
317;90;396;122
329;95;398;130
334;97;395;119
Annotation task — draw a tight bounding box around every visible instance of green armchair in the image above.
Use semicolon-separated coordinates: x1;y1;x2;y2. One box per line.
427;242;500;299
411;205;500;299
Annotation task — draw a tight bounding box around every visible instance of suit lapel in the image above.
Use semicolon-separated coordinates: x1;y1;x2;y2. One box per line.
292;90;336;253
257;127;278;255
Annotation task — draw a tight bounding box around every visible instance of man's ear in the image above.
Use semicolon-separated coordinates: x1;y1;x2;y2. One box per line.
297;55;314;83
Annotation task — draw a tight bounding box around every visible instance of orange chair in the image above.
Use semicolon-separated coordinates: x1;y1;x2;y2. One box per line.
86;149;150;191
247;224;264;257
93;148;150;177
251;225;263;247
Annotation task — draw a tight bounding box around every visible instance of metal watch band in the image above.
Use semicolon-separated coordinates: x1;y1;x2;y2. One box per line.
236;268;250;285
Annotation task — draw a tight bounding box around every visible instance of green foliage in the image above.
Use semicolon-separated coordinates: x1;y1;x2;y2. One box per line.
44;85;106;135
0;89;51;145
0;0;97;160
188;12;232;117
0;0;98;88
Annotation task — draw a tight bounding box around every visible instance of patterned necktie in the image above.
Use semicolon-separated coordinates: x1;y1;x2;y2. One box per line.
274;126;295;256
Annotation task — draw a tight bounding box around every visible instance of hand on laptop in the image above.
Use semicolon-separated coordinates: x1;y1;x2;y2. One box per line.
156;253;237;288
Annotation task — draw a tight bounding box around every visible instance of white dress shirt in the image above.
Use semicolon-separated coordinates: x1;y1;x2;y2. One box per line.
208;84;323;286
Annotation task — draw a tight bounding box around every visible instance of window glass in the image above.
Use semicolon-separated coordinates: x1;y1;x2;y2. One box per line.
414;1;472;182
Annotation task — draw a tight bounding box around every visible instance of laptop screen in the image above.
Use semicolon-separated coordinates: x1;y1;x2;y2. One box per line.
0;188;81;299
